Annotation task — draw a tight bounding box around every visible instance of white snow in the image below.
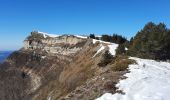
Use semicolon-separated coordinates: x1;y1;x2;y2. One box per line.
38;32;87;39
96;57;170;100
108;44;118;56
41;56;46;59
38;31;60;38
75;35;87;39
92;39;118;56
96;35;102;38
93;44;105;57
93;39;112;44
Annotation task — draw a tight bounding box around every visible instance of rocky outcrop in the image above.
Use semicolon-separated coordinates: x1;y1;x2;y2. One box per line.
23;31;88;55
0;31;94;100
0;31;126;100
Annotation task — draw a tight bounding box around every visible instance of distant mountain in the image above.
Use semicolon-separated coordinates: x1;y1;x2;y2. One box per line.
0;51;13;63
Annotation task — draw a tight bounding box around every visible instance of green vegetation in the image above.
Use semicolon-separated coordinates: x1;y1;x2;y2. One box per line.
116;44;126;55
89;34;95;39
101;34;127;44
27;31;44;40
89;22;170;61
98;50;114;67
89;34;128;44
127;22;170;60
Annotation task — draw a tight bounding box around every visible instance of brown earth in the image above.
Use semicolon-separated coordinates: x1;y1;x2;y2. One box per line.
0;34;135;100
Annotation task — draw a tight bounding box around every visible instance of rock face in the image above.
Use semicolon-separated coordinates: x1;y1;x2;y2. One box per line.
0;31;96;100
23;31;88;55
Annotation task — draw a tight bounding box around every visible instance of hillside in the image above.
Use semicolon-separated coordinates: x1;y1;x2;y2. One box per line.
0;31;129;100
0;29;170;100
0;51;13;63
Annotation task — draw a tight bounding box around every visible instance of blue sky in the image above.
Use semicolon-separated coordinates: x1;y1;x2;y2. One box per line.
0;0;170;50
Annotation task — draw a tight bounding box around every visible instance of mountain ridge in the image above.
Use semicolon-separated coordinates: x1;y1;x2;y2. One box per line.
0;31;124;100
1;23;170;100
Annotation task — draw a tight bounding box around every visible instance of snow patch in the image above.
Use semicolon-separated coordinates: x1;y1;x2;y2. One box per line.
74;35;87;39
93;44;105;57
93;39;112;44
38;31;87;39
38;31;60;38
41;56;46;59
96;57;170;100
96;93;122;100
108;44;118;56
92;39;118;56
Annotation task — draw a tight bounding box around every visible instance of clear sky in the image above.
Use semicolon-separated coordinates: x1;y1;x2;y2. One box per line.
0;0;170;50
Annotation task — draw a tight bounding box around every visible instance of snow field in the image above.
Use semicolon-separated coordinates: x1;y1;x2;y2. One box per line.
97;57;170;100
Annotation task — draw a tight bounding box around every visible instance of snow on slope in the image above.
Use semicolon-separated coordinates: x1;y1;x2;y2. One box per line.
38;31;88;39
38;31;60;38
93;39;118;56
93;44;105;58
96;57;170;100
93;39;112;44
74;35;87;39
108;44;118;56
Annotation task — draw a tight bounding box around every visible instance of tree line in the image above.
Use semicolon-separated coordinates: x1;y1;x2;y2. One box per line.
127;22;170;60
89;22;170;60
89;33;128;44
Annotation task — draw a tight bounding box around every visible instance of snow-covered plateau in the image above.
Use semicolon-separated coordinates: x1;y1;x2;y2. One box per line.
97;57;170;100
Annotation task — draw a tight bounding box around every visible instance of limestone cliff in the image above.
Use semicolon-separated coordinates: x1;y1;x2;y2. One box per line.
0;31;126;100
23;31;89;55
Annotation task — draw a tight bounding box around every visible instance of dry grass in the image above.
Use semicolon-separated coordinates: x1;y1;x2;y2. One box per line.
112;55;136;71
59;47;95;90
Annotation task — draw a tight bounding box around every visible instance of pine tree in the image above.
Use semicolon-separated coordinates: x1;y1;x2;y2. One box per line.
89;34;95;39
128;22;170;60
116;44;126;55
98;50;113;67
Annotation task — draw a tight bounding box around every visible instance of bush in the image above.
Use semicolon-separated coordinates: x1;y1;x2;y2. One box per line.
89;34;95;39
116;44;126;55
101;35;112;42
27;31;44;40
112;56;136;71
100;34;128;44
98;50;114;67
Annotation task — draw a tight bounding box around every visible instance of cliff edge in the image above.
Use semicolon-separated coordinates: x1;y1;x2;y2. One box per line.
0;31;127;100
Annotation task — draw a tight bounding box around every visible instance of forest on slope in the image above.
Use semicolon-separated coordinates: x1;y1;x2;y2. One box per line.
90;22;170;60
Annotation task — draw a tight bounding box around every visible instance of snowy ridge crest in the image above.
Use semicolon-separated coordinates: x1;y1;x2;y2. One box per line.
97;57;170;100
37;31;88;39
92;39;118;57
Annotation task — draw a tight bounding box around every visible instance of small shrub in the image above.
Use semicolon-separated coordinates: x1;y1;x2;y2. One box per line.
27;31;44;40
103;80;116;90
116;44;126;55
98;51;114;67
112;56;136;71
95;37;99;40
89;34;95;39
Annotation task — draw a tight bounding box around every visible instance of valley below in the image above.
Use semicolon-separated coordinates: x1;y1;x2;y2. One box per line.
0;51;13;63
